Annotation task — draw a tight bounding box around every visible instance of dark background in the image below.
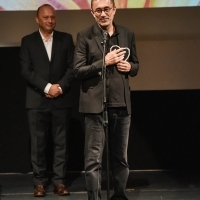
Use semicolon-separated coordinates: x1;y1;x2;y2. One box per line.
1;47;200;173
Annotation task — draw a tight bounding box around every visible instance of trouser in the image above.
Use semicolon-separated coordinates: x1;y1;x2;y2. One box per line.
27;106;71;186
84;108;130;200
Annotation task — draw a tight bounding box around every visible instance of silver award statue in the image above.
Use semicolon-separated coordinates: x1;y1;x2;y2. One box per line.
110;45;130;61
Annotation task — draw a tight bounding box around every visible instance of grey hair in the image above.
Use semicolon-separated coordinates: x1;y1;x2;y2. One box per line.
91;0;115;9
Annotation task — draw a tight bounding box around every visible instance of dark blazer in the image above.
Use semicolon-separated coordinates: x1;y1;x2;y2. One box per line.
73;23;139;114
20;30;74;108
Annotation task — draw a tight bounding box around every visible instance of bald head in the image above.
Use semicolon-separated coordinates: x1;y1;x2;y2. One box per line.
36;4;55;17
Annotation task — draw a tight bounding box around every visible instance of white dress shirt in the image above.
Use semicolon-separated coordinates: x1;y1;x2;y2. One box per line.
39;30;53;94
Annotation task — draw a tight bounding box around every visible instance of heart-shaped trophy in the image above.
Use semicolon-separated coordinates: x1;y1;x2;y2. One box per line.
110;45;130;61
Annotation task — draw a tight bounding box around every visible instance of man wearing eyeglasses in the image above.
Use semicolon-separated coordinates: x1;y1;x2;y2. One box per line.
73;0;139;199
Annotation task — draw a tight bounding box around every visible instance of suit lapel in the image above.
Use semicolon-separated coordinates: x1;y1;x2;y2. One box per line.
51;30;58;62
36;31;50;62
117;26;126;48
93;24;103;53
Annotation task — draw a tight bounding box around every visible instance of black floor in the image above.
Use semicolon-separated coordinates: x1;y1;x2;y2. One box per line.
0;170;200;199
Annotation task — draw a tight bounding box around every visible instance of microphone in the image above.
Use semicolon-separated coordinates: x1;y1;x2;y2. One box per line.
102;31;108;45
103;31;108;39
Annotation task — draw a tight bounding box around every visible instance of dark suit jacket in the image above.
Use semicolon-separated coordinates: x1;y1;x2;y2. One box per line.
73;23;139;114
20;30;74;108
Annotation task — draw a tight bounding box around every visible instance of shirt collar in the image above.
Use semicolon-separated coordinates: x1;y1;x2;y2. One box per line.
98;23;119;37
39;29;54;41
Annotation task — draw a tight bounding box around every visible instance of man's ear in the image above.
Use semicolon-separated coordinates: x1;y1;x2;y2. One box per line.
90;9;95;18
35;17;39;24
113;6;117;15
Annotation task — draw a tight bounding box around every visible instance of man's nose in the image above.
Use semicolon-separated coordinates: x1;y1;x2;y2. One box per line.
47;17;52;22
100;10;107;16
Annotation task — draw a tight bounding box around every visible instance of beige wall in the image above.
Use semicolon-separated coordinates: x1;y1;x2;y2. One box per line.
0;7;200;90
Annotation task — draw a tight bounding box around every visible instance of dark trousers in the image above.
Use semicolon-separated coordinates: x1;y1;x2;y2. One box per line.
84;108;130;200
27;106;71;186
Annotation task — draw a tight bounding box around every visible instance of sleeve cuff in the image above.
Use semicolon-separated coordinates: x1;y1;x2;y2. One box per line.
58;86;63;94
44;83;52;94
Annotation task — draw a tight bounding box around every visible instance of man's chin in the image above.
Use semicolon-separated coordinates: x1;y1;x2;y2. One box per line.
46;28;55;32
98;22;109;28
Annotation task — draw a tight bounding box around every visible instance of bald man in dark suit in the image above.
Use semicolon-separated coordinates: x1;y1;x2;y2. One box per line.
20;4;74;197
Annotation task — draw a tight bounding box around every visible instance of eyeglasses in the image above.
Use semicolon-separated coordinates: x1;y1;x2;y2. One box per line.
93;7;113;15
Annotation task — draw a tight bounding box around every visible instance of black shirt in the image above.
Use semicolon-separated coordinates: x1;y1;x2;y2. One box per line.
105;28;126;107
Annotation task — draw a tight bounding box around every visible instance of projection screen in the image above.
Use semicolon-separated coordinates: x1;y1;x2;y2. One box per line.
0;0;200;10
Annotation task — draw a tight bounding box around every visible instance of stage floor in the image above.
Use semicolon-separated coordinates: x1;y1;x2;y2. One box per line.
0;170;200;200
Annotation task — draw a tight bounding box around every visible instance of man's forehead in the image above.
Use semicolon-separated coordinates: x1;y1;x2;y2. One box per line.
92;0;112;6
